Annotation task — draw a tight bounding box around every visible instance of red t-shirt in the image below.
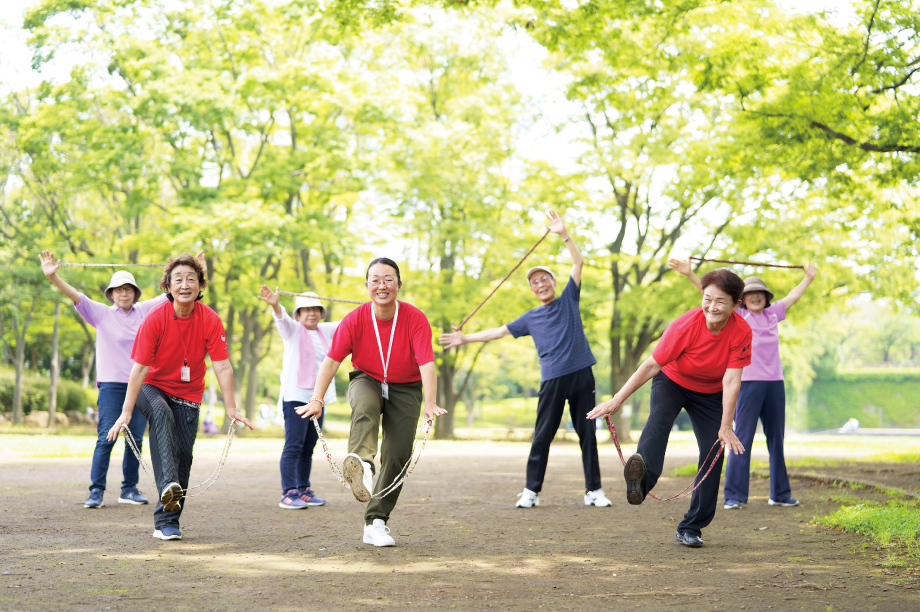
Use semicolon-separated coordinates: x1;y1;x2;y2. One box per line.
131;301;229;403
328;301;434;384
652;308;752;394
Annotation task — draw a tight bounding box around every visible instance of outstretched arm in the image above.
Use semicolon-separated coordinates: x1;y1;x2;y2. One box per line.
547;209;584;286
439;325;511;349
39;250;82;305
106;363;150;441
419;362;448;420
780;262;817;311
719;368;744;454
258;284;283;318
587;356;662;419
295;356;342;419
668;257;702;293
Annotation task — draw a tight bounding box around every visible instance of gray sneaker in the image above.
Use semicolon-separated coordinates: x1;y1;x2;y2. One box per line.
119;488;149;505
84;488;104;509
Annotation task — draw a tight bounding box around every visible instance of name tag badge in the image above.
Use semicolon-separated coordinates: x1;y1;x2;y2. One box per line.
381;382;389;400
181;366;190;382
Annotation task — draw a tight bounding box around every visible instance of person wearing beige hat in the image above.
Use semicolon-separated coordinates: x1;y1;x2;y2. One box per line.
440;210;609;509
258;286;340;509
668;258;817;510
39;249;206;510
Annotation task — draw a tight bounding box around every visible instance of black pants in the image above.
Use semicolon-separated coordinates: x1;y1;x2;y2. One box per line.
526;367;601;493
135;384;199;530
638;372;725;537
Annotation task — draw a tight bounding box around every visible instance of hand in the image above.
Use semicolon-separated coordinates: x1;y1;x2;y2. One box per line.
438;326;465;349
668;257;691;276
195;250;208;274
40;250;60;277
719;425;745;455
803;262;817;281
258;285;281;307
424;403;447;420
226;408;254;430
546;209;567;235
586;396;623;419
106;411;132;442
295;399;324;420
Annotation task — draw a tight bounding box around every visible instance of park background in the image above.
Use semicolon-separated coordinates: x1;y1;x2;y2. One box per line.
1;0;919;440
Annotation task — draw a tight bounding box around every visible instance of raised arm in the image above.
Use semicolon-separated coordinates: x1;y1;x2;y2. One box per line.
587;356;662;419
39;250;82;305
439;325;511;349
547;209;584;286
295;356;342;420
212;359;254;430
668;257;702;293
780;262;817;311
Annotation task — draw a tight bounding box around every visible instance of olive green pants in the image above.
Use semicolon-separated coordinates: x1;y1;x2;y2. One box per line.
346;370;423;525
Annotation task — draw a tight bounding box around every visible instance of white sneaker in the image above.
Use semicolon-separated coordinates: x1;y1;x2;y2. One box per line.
362;519;396;547
584;489;612;507
343;453;373;503
515;488;539;508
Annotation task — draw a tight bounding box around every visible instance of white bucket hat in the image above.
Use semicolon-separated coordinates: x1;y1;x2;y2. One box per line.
104;271;142;304
294;292;327;318
525;266;556;282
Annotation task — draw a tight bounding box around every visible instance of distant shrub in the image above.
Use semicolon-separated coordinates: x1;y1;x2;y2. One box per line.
0;372;91;415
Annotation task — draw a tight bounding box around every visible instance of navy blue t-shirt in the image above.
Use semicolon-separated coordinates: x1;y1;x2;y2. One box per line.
505;276;596;382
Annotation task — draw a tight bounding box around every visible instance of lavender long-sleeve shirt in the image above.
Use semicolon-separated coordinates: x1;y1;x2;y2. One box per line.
74;292;170;385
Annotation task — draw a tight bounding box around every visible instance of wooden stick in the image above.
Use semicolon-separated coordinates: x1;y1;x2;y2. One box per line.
690;257;804;270
277;290;366;305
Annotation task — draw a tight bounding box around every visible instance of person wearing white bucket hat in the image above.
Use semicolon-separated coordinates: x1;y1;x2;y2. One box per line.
39;249;206;510
668;257;817;510
440;210;609;509
258;286;339;509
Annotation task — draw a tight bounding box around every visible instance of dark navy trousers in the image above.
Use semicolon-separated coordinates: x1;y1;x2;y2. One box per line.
89;382;147;492
723;380;792;503
280;400;323;493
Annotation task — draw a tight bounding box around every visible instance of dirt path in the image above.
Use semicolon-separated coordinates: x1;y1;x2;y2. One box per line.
0;439;915;611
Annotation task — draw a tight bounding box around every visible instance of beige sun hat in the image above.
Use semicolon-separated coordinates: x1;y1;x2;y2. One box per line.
294;292;327;318
742;276;774;302
104;271;142;304
525;266;556;282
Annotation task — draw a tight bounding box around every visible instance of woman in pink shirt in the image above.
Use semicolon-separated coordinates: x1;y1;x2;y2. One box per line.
670;259;817;509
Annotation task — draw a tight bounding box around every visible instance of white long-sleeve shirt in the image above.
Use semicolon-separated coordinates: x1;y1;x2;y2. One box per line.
272;305;338;406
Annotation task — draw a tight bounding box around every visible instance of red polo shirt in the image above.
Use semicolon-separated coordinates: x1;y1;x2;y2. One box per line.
132;301;229;403
652;307;752;393
328;301;434;383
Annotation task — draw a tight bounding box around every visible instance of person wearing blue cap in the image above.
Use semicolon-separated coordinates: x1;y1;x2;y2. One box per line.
439;210;609;509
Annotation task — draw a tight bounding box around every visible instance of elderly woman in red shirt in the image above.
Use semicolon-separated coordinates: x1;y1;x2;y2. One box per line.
106;253;253;541
588;269;750;548
297;257;446;548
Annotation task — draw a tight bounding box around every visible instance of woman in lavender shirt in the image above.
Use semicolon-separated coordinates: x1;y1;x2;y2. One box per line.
40;250;205;509
669;259;817;509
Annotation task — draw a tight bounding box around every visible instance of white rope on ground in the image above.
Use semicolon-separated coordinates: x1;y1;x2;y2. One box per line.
277;290;366;305
120;420;238;497
312;415;434;499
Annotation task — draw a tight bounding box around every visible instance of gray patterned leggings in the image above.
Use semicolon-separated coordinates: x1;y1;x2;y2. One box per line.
135;384;200;530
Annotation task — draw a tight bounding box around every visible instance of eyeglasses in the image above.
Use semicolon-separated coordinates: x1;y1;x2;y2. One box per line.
367;278;397;289
529;275;552;287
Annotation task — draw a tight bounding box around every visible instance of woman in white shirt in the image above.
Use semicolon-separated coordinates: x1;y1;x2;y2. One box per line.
259;287;339;509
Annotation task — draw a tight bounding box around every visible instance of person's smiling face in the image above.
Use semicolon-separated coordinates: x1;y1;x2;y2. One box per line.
528;272;556;304
702;285;740;330
743;290;767;313
297;306;322;330
169;265;200;310
365;263;400;308
110;284;136;310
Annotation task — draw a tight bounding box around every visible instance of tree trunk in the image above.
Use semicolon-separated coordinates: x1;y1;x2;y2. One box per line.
81;345;95;388
48;299;61;429
0;310;9;368
435;355;457;439
11;301;35;425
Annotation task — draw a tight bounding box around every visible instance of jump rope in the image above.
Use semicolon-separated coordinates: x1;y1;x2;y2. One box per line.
60;250;797;501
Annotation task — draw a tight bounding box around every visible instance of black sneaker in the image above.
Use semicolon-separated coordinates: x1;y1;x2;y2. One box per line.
623;453;647;505
674;530;704;547
84;488;104;509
